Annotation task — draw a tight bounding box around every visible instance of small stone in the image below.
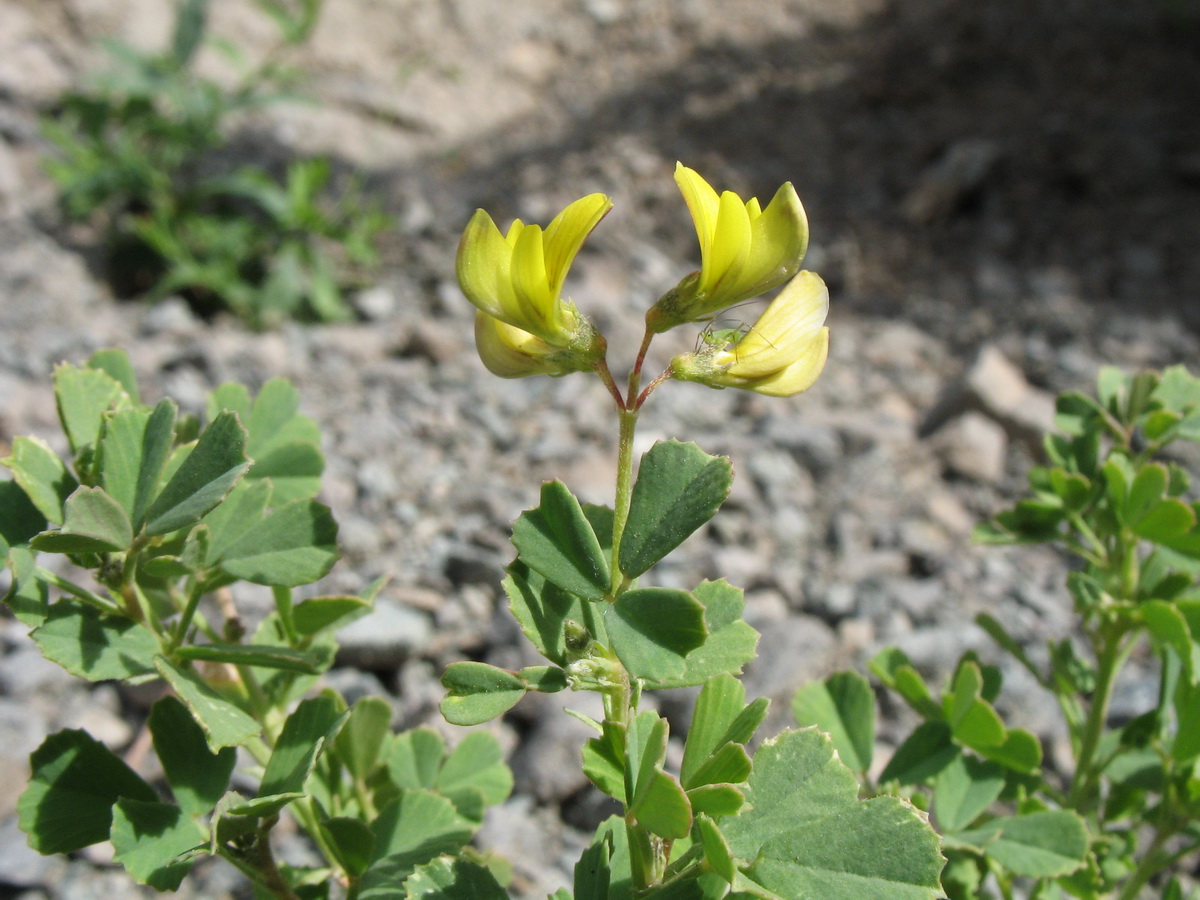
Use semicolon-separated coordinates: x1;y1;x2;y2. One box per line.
58;685;133;750
921;345;1056;451
0;139;24;219
766;420;843;478
888;578;945;624
396;320;463;365
474;795;572;897
139;296;199;335
581;0;624;24
443;546;501;588
837;618;875;654
903;138;1001;223
0;815;67;888
351;285;397;321
509;692;606;802
936;411;1008;483
0;646;73;697
335;600;433;670
741;612;836;700
320;667;392;708
926;489;975;535
337;514;384;558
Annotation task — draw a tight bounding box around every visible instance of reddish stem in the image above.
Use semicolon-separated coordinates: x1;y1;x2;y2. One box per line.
594;358;627;410
634;368;673;410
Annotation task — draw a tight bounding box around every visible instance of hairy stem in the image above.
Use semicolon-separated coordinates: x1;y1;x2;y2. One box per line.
609;406;639;598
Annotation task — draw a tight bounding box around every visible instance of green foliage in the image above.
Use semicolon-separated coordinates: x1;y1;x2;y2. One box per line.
42;0;388;327
442;388;943;895
2;349;507;899
793;365;1200;899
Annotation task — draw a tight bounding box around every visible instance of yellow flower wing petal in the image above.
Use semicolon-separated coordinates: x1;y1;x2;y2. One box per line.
736;326;829;397
457;209;518;320
543;193;613;302
737;182;809;304
724;271;828;378
675;162;721;261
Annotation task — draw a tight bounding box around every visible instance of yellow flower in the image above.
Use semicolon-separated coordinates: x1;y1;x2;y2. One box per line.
670;271;829;397
647;163;809;333
457;192;611;349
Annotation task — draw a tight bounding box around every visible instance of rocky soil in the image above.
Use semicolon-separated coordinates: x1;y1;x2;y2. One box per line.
1;0;1199;896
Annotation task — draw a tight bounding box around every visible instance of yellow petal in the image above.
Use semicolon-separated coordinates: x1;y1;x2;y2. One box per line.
702;190;752;296
543;193;613;302
509;223;563;339
674;163;720;261
456;209;518;321
735;182;808;305
474;312;560;378
720;271;828;379
733;327;829;397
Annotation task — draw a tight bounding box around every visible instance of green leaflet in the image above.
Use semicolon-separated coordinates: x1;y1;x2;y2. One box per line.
512;480;610;600
19;729;157;854
722;729;944;900
619;441;732;578
792;671;875;775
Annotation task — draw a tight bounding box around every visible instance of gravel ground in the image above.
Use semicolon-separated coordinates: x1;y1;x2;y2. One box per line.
1;0;1198;896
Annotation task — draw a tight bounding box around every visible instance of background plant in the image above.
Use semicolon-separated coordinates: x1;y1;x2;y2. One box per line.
1;349;511;898
794;365;1200;899
42;0;389;327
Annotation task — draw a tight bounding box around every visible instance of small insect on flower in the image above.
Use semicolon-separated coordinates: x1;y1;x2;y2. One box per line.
670;270;829;398
696;325;748;350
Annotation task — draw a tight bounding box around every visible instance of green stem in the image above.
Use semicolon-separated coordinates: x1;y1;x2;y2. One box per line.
609;406;639;598
626;815;659;891
634;367;674;410
129;579;166;642
238;665;273;727
292;796;345;880
272;585;299;646
352;775;376;820
221;849;290;898
170;583;205;651
239;817;303;900
1066;513;1108;568
1067;625;1132;809
1114;826;1174;900
34;568;120;613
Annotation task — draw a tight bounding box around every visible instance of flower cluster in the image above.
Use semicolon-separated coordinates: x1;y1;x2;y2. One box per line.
455;163;829;399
